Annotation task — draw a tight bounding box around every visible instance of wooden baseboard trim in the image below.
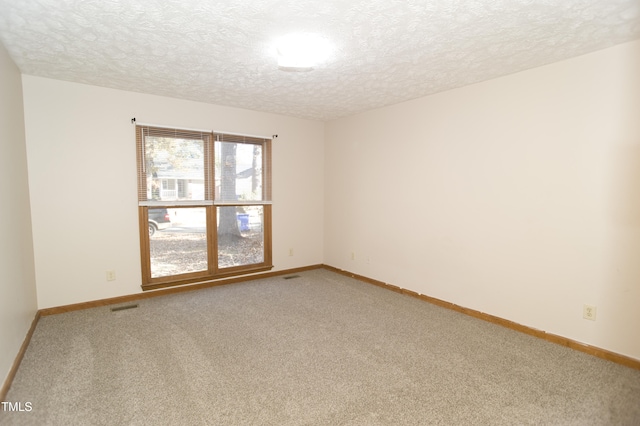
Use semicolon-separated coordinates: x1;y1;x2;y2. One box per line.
39;264;324;316
323;265;640;371
1;311;41;402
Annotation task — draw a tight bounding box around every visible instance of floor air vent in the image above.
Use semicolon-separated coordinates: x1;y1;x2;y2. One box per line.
283;275;300;280
111;304;139;312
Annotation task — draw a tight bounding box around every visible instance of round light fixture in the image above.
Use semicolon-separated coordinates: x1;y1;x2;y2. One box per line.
273;33;332;71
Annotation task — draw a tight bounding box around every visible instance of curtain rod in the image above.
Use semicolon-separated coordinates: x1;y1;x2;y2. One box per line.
131;118;277;139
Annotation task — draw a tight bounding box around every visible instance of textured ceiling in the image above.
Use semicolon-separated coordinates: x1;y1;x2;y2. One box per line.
0;0;639;121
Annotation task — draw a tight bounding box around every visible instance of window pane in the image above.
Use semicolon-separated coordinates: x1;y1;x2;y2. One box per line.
149;207;208;278
217;206;264;268
145;136;205;201
215;141;263;202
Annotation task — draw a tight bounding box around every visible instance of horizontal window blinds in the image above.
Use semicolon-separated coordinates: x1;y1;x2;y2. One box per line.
137;125;271;205
136;126;213;204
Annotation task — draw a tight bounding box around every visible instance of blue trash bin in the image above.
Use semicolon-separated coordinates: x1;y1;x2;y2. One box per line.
237;213;250;231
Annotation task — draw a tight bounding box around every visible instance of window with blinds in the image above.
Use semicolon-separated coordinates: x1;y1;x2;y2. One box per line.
136;125;272;290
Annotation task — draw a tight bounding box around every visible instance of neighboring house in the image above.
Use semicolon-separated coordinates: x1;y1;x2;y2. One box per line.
148;148;257;202
151;174;205;201
148;151;205;201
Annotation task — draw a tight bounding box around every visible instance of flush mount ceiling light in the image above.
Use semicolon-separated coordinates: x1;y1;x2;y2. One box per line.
274;33;332;72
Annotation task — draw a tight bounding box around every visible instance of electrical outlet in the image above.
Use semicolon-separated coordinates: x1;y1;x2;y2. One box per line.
583;304;596;321
288;248;294;257
106;270;116;282
350;252;355;261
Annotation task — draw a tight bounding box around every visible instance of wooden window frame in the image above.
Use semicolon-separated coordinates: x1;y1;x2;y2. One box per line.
136;125;273;291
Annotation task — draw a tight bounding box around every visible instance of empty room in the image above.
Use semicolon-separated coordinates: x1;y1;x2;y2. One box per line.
1;0;639;424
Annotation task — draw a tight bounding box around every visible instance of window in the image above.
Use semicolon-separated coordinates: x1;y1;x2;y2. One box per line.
136;125;272;290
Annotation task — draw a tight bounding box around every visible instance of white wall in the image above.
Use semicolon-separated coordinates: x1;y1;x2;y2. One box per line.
325;39;640;360
22;77;325;309
0;43;38;385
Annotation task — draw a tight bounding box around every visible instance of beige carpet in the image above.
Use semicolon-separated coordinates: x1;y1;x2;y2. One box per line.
2;269;639;425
